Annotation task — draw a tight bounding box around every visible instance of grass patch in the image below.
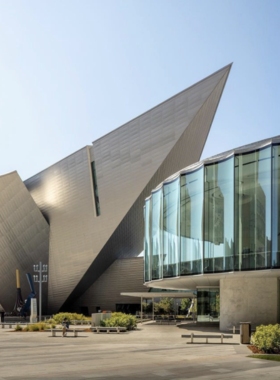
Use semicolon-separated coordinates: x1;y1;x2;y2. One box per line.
248;355;280;362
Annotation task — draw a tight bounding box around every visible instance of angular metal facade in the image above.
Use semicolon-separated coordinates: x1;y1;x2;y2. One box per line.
72;258;148;314
0;172;49;311
7;64;231;313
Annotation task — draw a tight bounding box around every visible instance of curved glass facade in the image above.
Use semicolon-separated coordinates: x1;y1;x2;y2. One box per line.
144;141;280;283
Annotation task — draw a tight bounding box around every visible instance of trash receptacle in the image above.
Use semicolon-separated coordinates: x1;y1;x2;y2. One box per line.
240;322;251;344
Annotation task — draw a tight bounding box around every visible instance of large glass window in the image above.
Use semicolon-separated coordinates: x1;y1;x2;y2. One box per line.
197;288;220;323
180;168;203;275
235;147;272;270
151;189;163;279
144;199;151;282
204;158;234;273
163;179;180;277
272;145;280;268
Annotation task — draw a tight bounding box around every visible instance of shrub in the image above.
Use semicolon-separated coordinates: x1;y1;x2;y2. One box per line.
22;322;49;332
15;324;22;331
30;324;40;331
52;312;87;324
251;324;280;353
46;318;55;324
37;322;48;331
102;312;136;330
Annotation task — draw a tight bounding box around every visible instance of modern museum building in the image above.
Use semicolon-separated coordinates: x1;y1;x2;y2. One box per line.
0;63;279;330
144;136;280;330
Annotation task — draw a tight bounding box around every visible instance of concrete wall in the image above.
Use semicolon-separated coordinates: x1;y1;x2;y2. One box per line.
220;277;280;331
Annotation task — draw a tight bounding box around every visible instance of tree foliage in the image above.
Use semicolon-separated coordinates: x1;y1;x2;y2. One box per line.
142;302;152;312
180;298;191;312
154;298;174;315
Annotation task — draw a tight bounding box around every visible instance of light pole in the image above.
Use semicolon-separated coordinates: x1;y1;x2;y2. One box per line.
33;262;48;321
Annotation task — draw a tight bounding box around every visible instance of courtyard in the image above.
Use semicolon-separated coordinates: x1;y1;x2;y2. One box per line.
0;322;280;380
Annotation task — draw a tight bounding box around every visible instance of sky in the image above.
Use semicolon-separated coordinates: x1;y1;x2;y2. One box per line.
0;0;279;180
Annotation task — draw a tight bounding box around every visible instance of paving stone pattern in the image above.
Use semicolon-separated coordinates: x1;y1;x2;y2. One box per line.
0;322;279;379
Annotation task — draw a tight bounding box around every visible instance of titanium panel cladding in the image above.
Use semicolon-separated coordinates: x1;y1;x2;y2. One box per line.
25;65;232;313
0;172;49;312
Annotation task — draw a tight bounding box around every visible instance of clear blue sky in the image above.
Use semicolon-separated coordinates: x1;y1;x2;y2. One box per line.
0;0;279;180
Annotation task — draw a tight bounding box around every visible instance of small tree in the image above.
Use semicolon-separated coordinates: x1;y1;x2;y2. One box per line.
153;302;162;315
153;298;175;315
181;298;191;313
158;298;174;315
142;302;152;313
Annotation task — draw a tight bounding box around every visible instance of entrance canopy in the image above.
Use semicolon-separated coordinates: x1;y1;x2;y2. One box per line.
121;292;196;298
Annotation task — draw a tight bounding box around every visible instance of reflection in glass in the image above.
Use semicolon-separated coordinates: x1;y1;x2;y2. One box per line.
197;288;220;322
204;158;234;272
163;179;180;277
151;190;163;279
144;142;280;280
144;199;151;282
272;145;280;267
234;147;271;270
180;168;203;275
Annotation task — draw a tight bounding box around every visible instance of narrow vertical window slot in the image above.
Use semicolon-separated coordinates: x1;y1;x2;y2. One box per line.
91;161;100;216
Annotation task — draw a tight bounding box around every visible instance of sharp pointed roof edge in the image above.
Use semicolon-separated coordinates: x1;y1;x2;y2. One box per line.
92;63;233;145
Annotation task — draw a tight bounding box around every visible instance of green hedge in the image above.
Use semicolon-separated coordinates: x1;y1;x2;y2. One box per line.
251;324;280;353
50;312;88;324
23;322;53;331
100;312;136;330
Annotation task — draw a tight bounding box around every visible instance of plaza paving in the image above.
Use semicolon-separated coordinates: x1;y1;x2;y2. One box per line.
0;322;279;379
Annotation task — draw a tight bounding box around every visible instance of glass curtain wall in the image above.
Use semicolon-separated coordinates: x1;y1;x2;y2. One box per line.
180;168;203;275
151;189;163;279
204;158;234;273
163;179;180;277
272;145;280;267
234;147;272;270
144;200;151;282
144;143;280;281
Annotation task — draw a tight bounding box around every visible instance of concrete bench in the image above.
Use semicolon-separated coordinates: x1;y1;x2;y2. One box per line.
91;326;127;334
181;333;233;344
46;329;86;337
0;323;30;329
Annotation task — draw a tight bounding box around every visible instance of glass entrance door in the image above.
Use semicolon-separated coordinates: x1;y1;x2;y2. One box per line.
197;288;220;322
